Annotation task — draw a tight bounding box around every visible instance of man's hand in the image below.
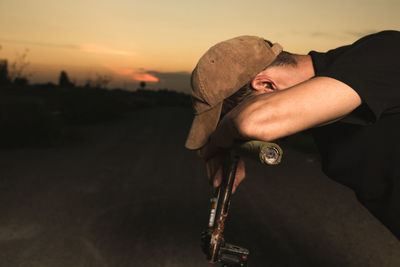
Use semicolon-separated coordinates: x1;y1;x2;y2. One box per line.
197;141;246;193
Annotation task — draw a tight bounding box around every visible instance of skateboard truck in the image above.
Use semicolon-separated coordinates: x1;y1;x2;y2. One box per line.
201;141;283;266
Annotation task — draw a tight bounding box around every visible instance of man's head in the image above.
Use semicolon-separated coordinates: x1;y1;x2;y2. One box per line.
221;50;300;116
185;36;286;150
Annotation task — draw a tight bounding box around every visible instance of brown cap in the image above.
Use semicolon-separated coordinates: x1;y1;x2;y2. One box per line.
185;36;283;150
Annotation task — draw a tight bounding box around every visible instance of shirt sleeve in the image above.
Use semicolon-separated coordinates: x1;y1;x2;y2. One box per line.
316;31;400;122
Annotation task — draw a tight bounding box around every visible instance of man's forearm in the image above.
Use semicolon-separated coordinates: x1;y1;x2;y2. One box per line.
210;77;362;148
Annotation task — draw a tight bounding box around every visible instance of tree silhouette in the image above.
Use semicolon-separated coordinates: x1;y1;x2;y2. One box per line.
9;49;31;83
58;70;74;87
94;74;112;89
0;59;9;85
140;81;146;89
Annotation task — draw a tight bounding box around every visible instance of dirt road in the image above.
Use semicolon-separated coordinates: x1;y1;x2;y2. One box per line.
0;107;399;267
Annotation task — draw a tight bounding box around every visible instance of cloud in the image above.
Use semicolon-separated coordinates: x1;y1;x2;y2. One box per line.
107;66;160;83
147;71;191;92
308;29;378;39
309;32;335;37
0;38;133;56
108;67;191;92
77;44;133;56
111;67;135;76
308;31;342;39
344;29;378;38
0;38;75;49
133;73;159;82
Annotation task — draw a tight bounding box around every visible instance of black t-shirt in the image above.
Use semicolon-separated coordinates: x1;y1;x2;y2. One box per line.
309;31;400;211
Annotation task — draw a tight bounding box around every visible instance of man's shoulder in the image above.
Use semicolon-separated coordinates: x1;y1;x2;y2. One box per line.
310;30;400;70
310;30;400;58
352;30;400;48
361;30;400;39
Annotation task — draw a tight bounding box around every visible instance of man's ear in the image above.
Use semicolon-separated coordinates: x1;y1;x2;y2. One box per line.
251;75;276;92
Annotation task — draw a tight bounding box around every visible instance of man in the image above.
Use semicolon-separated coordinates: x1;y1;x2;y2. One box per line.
185;31;400;239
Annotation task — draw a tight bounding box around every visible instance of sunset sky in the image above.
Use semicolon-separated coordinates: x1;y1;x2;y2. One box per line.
1;0;399;92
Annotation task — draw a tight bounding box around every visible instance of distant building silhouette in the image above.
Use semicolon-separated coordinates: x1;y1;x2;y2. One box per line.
0;59;10;85
58;70;74;87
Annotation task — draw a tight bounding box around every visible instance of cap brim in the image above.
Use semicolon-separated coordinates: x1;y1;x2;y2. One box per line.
185;103;223;150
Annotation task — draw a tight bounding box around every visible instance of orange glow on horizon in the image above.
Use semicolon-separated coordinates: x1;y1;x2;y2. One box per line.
107;66;159;83
133;73;159;83
111;67;135;76
1;0;398;89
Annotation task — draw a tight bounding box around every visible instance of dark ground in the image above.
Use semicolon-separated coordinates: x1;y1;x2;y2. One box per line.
0;107;399;267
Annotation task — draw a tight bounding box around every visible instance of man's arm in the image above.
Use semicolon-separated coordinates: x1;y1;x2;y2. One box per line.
202;77;361;191
210;76;362;148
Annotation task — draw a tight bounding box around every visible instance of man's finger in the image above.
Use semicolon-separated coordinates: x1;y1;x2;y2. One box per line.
213;166;223;187
232;158;246;193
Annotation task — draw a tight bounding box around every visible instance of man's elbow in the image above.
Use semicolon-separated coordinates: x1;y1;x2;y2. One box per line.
233;105;277;142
